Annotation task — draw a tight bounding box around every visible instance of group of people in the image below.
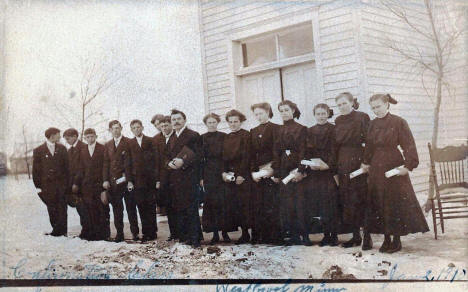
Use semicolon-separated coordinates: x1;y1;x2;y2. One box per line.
32;91;429;252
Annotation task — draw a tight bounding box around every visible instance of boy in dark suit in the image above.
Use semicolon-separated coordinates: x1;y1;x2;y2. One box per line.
63;128;89;239
32;127;69;236
128;119;157;242
103;120;139;242
74;128;107;240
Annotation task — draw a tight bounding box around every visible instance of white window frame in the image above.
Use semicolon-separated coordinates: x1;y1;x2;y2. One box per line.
224;7;324;110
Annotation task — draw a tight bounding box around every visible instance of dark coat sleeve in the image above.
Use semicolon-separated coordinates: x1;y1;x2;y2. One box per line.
32;147;42;188
153;137;160;183
398;118;419;171
102;144;110;182
328;126;338;174
272;128;282;178
363;122;375;165
239;132;251;179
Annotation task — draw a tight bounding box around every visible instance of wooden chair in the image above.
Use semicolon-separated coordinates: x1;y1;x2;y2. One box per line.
427;142;468;239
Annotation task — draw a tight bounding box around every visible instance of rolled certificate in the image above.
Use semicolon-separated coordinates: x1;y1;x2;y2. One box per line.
301;159;320;167
349;168;367;179
116;174;126;184
252;169;270;181
385;165;404;178
282;168;298;185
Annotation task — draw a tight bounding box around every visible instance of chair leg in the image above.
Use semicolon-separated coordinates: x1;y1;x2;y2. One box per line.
431;199;437;240
440;216;445;234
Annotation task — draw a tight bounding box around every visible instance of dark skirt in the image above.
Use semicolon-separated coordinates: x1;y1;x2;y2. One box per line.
202;182;225;233
366;151;429;235
251;178;281;241
279;182;307;237
224;180;250;231
301;171;341;234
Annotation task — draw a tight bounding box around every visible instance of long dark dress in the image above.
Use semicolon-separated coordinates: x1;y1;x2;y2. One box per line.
363;113;429;236
222;129;251;230
335;110;370;230
200;131;227;233
250;121;281;242
300;122;338;234
273;119;307;238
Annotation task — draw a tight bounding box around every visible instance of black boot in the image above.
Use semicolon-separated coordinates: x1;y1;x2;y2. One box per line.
302;234;313;246
319;233;331;247
387;236;402;253
235;229;251;245
342;231;362;248
329;233;339;246
222;231;231;243
379;235;392;253
362;232;373;251
114;233;124;243
210;232;220;245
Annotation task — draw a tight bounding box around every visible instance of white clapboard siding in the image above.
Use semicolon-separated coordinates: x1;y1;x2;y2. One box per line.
199;0;359;118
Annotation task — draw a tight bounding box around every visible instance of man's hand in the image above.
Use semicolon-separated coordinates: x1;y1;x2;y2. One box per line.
127;181;134;192
235;176;245;185
200;179;204;187
103;181;110;190
172;158;184;169
271;177;280;184
72;184;79;193
361;163;370;173
292;171;305;183
252;173;261;183
156;181;161;189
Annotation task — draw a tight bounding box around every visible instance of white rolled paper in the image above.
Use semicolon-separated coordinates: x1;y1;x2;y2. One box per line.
333;175;339;186
301;159;320;167
282;168;298;185
349;168;366;179
252;169;270;181
116;174;126;185
385;166;404;178
225;173;236;182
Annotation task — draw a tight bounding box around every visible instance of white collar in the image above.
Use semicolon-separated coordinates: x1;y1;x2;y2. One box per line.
164;130;174;139
114;135;122;142
175;125;187;137
46;140;55;147
135;135;143;140
72;140;79;148
88;142;96;148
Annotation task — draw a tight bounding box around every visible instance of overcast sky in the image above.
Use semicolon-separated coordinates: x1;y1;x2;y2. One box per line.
2;0;205;154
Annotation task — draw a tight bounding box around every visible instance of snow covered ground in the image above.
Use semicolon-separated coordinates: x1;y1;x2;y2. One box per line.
0;175;467;282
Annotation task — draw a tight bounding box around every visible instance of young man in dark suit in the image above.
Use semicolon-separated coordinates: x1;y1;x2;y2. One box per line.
32;127;69;236
127;119;157;242
63;128;89;239
102;120;139;242
166;109;203;248
151;114;165;215
73;128;107;241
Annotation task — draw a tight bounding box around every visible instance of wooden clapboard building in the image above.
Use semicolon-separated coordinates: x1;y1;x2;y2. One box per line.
196;0;467;195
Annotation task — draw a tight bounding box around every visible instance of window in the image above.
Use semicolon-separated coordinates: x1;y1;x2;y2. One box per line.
240;23;314;69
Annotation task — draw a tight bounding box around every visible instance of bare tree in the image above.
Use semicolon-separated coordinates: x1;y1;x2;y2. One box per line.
38;56;126;139
380;0;465;208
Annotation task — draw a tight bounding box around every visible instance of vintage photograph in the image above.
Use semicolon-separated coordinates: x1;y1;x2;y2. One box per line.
0;0;466;291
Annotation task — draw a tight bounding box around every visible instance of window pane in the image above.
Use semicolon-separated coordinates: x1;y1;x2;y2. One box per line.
278;24;314;59
242;36;277;67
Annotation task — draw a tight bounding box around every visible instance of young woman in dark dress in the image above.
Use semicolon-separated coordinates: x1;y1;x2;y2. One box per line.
362;94;429;253
222;109;252;244
271;100;310;245
334;92;373;250
299;104;339;246
249;103;281;245
200;113;232;244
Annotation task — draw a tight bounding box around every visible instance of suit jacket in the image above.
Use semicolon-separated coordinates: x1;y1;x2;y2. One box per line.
32;142;69;204
127;135;156;189
67;140;86;188
166;127;201;210
153;132;171;187
103;136;131;188
75;143;105;197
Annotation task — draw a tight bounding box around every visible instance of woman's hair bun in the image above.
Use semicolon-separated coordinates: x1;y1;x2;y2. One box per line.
352;98;360;109
387;94;398;104
328;108;334;118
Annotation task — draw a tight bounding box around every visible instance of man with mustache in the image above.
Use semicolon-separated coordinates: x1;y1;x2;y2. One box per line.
165;109;203;248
